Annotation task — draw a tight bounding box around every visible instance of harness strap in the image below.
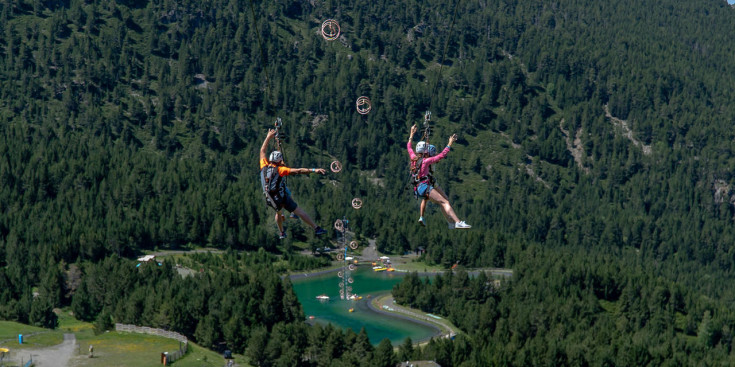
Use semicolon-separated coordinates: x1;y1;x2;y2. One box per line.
260;168;279;210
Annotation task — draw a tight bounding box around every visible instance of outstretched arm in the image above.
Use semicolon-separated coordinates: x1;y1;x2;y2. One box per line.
408;124;418;144
424;134;458;165
407;124;418;159
290;168;327;175
260;129;277;160
448;133;458;147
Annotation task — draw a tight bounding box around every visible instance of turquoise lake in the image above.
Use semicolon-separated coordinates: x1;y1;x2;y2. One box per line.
291;267;438;345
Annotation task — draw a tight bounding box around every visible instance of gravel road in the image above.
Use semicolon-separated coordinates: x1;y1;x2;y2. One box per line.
19;333;76;367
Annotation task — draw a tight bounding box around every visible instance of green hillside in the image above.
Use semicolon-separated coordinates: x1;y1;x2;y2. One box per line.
2;0;735;364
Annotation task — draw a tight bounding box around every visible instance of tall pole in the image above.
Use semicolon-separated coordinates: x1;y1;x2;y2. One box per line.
337;215;356;305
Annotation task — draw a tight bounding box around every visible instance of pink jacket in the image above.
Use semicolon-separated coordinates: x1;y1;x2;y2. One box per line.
407;141;450;179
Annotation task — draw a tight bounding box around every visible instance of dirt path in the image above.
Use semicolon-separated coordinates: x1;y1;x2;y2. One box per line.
289;239;380;281
359;239;379;261
20;333;76;367
151;248;224;257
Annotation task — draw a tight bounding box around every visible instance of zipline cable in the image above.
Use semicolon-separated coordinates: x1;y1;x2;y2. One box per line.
407;0;462;199
248;0;288;165
424;0;463;142
247;0;274;110
428;0;462;108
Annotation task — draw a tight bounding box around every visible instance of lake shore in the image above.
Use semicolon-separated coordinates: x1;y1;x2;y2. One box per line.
287;262;513;280
367;293;459;345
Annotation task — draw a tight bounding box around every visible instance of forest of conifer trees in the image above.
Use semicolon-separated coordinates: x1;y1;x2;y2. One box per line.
2;0;735;365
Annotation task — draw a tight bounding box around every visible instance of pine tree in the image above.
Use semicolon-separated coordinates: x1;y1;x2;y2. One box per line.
372;339;397;367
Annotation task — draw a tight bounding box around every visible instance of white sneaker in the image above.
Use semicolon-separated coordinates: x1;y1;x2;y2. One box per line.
448;222;455;229
454;221;471;229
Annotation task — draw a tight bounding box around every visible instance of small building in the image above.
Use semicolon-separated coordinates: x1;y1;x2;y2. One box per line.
137;255;156;262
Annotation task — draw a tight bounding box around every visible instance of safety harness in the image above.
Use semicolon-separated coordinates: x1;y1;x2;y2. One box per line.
408;111;433;198
260;118;287;210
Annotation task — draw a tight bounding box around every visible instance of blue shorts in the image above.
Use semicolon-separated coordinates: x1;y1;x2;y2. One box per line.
415;182;433;198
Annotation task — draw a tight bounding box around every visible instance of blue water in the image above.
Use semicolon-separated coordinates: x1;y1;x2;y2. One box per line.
291;268;438;345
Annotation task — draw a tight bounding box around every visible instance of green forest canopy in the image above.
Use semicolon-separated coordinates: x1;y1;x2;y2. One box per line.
2;0;735;364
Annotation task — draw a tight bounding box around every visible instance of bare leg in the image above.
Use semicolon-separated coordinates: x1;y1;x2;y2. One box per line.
434;186;450;201
432;187;452;223
428;189;460;223
292;207;318;229
275;210;285;233
417;198;429;225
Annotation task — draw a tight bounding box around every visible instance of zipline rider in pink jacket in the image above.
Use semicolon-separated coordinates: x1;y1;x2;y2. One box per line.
407;124;471;229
